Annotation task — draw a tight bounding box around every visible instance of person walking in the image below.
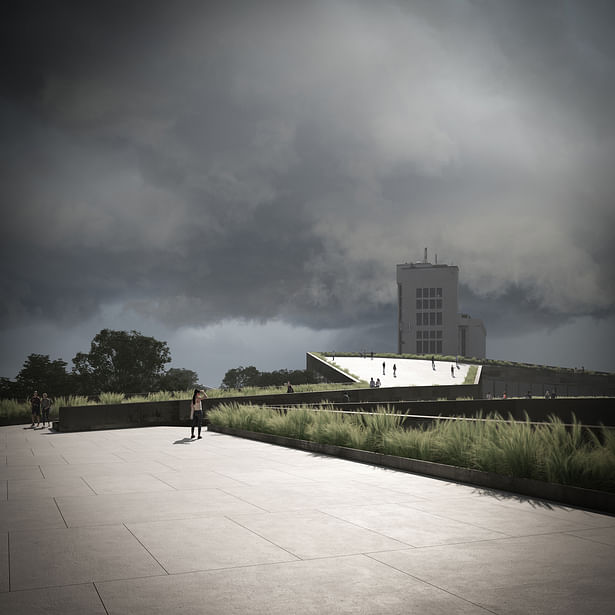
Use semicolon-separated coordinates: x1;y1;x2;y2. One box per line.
382;361;386;375
190;389;207;439
393;364;397;378
29;391;41;428
41;393;52;426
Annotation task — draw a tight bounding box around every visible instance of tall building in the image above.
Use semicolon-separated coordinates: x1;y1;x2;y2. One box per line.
396;251;486;358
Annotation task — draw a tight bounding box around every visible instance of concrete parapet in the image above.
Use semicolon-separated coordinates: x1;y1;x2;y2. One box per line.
202;383;481;412
480;364;615;398
58;399;191;432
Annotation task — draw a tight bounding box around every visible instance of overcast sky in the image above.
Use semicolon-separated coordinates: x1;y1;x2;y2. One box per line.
1;0;614;387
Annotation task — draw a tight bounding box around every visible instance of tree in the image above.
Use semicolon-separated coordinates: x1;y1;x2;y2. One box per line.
157;368;199;391
72;329;171;394
0;377;18;399
221;365;261;389
14;354;72;397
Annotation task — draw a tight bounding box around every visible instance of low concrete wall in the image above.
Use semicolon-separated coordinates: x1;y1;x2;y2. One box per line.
306;352;358;383
58;399;191;432
209;424;615;514
316;397;615;427
480;364;615;398
203;383;481;412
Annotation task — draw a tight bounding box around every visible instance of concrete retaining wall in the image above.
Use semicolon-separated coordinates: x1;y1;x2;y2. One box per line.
58;399;191;432
202;383;481;412
480;364;615;398
315;397;615;427
58;393;614;433
305;352;357;383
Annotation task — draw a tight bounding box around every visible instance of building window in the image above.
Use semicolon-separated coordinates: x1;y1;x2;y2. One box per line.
423;287;428;297
436;330;442;339
416;288;422;298
430;299;436;309
429;312;436;325
416;313;421;326
430;288;436;297
416;331;422;339
437;341;442;353
423;313;430;325
436;299;442;309
416;299;422;310
437;312;442;325
429;340;436;353
437;288;442;297
416;341;422;353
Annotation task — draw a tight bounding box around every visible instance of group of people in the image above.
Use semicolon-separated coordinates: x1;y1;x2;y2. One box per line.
28;391;53;428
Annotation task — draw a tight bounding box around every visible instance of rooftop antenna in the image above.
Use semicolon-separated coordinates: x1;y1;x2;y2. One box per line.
424;247;428;263
435;253;438;264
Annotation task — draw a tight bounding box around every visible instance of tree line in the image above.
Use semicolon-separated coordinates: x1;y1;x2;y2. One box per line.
221;365;319;389
1;328;320;400
0;329;199;399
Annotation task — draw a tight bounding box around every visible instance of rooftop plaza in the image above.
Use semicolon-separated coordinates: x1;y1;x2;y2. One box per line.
1;423;614;614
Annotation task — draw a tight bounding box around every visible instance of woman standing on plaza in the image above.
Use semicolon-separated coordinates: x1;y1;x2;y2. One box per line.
190;388;207;439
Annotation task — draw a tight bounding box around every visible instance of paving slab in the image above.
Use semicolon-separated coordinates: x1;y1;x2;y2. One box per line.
96;555;489;615
125;516;299;573
9;525;166;591
55;488;266;527
80;472;177;495
321;502;508;547
406;494;610;536
0;583;107;614
370;533;615;614
7;476;96;499
229;509;410;559
0;497;67;532
1;423;614;614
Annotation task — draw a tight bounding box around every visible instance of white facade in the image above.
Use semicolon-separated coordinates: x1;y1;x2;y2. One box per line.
397;258;486;358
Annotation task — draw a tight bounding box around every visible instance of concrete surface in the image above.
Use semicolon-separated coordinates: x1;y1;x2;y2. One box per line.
1;423;614;614
328;356;472;387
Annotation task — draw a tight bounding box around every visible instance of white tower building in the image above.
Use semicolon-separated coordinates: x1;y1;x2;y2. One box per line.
397;251;486;358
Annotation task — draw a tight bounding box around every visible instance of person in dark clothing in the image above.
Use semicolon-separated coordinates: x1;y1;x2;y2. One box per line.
41;393;52;426
190;389;207;439
29;391;41;428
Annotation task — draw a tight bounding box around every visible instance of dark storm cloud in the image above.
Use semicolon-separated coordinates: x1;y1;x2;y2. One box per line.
1;0;614;351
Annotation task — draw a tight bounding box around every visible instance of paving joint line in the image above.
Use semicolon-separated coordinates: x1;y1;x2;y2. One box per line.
363;552;499;614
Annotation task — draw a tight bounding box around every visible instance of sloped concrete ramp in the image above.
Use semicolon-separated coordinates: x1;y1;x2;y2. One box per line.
326;355;474;387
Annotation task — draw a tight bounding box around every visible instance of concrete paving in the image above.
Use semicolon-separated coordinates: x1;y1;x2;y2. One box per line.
327;356;473;387
1;423;614;614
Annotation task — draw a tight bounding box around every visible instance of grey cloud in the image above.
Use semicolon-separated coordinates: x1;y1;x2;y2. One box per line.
1;1;614;375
